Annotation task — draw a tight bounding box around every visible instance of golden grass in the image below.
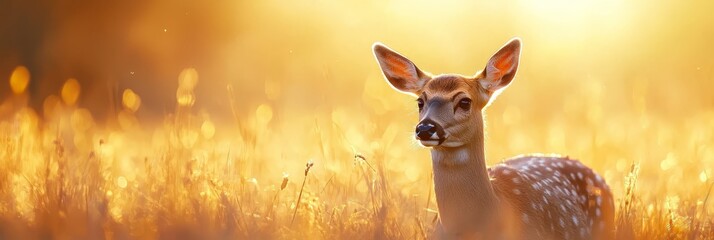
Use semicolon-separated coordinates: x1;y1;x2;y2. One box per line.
1;69;713;240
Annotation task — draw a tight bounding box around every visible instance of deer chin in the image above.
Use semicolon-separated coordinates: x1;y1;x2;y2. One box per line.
439;141;465;148
418;133;448;147
419;139;441;147
429;135;465;148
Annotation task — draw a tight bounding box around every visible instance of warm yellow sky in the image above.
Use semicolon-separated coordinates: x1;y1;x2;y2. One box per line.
1;0;712;121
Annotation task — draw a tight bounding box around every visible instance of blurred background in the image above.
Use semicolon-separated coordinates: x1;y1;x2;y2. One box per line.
3;0;714;177
3;0;713;120
1;0;714;238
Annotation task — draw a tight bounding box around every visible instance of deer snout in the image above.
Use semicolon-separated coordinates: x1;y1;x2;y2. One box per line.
415;119;445;146
416;123;436;139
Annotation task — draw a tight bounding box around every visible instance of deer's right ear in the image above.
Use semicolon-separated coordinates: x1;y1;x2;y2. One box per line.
372;43;429;96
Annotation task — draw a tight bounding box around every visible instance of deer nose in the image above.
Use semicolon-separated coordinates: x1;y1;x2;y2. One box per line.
415;120;439;140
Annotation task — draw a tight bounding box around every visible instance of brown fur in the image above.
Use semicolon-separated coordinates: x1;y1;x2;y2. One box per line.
373;39;615;239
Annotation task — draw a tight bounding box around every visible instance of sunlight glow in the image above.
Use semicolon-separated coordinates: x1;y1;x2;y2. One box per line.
0;1;712;238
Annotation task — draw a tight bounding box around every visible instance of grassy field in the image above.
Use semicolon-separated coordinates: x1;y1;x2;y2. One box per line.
1;64;713;239
1;1;714;239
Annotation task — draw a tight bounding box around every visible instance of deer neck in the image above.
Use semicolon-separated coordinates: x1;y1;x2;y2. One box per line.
431;134;500;235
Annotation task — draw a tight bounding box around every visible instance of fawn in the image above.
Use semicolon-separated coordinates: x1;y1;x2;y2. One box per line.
372;38;614;239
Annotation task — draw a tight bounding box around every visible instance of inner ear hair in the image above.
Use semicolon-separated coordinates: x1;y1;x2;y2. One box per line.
481;39;521;92
373;43;429;95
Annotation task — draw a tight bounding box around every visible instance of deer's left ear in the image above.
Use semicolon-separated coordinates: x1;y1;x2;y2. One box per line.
479;38;521;93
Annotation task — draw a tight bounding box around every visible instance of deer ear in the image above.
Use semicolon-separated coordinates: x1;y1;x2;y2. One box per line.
479;38;521;93
373;43;430;96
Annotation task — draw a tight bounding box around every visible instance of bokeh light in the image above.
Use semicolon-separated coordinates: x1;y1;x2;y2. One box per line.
178;68;198;91
122;89;141;112
70;108;94;132
61;78;81;106
9;66;30;94
201;120;215;139
255;104;273;125
117;176;128;188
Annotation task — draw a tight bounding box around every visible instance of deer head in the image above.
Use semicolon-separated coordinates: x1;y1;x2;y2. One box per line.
373;39;522;150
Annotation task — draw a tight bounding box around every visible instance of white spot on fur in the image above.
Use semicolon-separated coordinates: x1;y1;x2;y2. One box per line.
586;178;594;186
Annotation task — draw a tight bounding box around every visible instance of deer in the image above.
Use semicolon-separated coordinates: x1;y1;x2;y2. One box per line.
372;38;615;239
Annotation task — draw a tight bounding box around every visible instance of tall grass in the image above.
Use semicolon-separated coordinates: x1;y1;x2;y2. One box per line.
0;69;713;240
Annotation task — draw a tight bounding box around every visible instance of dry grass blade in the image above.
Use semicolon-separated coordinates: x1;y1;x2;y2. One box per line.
291;160;314;226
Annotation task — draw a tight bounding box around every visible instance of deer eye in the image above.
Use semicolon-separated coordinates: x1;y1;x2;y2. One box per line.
417;98;424;111
458;98;472;111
